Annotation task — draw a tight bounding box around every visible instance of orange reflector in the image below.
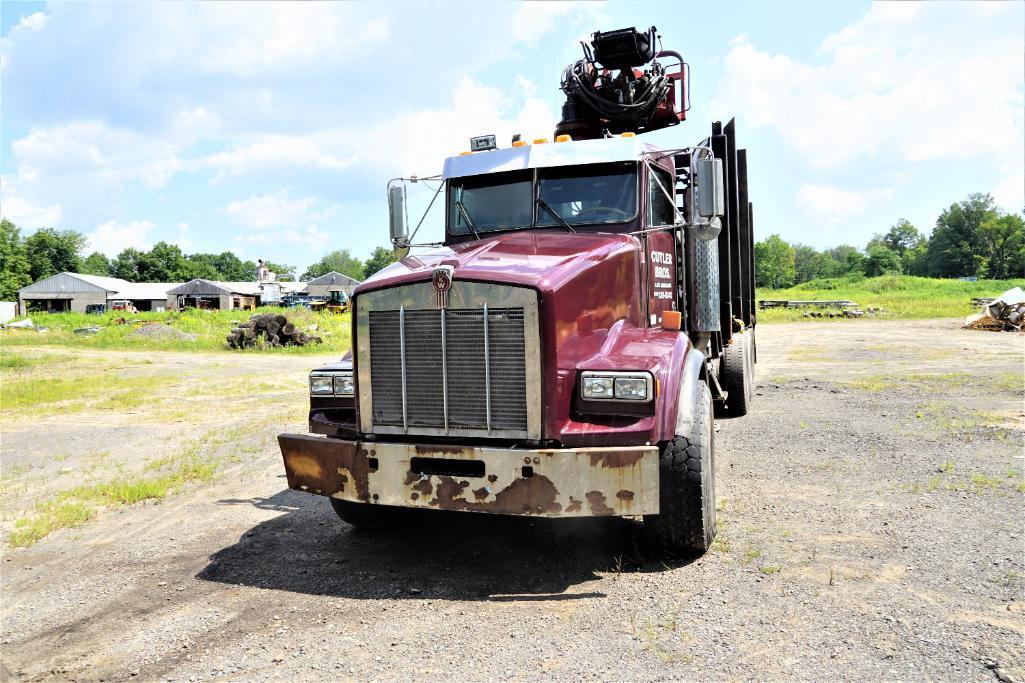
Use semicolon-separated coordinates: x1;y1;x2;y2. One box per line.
459;151;472;156
662;310;682;331
621;132;636;138
511;140;527;147
555;134;571;143
533;137;549;144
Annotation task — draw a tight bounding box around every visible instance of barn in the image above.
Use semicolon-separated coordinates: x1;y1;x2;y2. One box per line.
304;272;362;299
167;280;265;311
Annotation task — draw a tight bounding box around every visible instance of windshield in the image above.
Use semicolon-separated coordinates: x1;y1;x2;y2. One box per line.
448;162;637;236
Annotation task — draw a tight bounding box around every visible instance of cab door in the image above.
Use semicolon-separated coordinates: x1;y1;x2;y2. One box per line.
644;164;679;327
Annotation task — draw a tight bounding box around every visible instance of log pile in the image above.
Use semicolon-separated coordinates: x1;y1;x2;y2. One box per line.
226;313;322;349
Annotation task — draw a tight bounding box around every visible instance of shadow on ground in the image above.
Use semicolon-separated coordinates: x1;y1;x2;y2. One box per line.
199;490;684;602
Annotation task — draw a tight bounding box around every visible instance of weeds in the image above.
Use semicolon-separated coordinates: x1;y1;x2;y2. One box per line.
742;548;762;565
8;500;95;547
1;307;352;354
6;433;225;547
757;274;1025;323
759;565;782;575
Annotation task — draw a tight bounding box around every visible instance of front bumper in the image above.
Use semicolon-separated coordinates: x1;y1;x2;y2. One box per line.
278;434;659;517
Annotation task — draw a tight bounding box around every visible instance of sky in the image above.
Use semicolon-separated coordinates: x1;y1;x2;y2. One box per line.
1;1;1022;273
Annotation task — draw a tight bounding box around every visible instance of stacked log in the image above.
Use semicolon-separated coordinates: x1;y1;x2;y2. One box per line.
226;313;322;349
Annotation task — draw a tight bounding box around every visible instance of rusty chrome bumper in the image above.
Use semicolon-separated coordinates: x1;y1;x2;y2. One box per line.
278;434;659;517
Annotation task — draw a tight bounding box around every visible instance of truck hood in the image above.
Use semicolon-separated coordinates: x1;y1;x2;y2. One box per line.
355;230;641;295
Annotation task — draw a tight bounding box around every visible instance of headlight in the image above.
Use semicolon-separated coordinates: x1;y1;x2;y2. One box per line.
333;373;354;396
579;371;653;402
582;376;615;399
310;376;334;395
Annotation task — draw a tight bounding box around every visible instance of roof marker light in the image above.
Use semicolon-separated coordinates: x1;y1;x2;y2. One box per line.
533;138;549;144
620;132;636;138
555;134;571;143
511;140;527;147
459;151;473;156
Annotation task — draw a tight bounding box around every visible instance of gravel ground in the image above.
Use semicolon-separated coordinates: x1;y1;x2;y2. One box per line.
1;319;1023;682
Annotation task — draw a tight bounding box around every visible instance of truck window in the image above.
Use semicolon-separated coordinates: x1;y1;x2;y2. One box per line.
537;163;637;226
648;166;675;226
449;170;533;235
447;162;638;237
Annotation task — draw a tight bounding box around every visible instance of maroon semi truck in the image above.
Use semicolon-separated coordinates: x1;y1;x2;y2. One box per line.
278;27;756;555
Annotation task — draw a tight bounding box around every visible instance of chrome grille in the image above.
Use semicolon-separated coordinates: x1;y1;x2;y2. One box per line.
368;307;528;432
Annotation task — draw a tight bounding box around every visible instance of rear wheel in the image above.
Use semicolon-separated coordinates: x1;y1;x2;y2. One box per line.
719;331;752;417
644;379;716;556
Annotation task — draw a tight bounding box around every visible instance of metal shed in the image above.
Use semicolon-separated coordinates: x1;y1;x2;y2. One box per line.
19;273;124;313
167;280;264;311
305;272;361;298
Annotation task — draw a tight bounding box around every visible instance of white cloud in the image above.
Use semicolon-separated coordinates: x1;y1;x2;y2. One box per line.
11;121;184;190
203;76;555;179
796;183;894;225
223;190;322;230
512;2;579;47
196;5;391;76
993;172;1024;212
711;3;1024;169
86;220;155;255
0;193;62;228
16;12;50;32
239;225;329;253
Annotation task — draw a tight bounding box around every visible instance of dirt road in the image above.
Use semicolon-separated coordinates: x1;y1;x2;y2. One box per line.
2;319;1023;681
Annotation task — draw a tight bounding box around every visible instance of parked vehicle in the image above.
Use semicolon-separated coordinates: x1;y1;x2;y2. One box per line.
278;26;756;555
310;290;349;315
85;304;107;315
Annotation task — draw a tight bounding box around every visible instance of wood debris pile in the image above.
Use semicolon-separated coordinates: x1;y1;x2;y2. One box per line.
226;313;322;349
963;288;1025;332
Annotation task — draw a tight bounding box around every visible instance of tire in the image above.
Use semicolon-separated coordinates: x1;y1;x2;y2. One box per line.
644;379;716;556
329;498;405;531
719;331;752;417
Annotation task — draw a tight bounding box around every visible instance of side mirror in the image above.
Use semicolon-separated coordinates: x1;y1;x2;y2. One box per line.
388;184;408;247
695;157;725;218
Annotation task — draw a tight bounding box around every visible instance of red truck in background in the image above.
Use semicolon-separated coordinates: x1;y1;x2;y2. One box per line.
278;26;756;555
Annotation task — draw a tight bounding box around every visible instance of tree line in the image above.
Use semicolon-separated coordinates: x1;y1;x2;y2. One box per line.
0;218;400;300
755;193;1025;289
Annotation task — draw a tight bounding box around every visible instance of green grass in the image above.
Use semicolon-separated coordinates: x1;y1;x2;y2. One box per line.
1;371;175;412
758;274;1025;322
842;372;975;393
1;306;351;354
7;450;219;547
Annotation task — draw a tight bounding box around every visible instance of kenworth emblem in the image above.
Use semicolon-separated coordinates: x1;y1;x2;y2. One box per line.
432;265;454;308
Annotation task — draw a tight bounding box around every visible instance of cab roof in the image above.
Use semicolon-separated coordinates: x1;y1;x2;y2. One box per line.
441;137;665;180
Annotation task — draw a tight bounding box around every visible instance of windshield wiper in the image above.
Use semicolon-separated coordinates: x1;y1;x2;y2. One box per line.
536;197;576;233
454;200;482;240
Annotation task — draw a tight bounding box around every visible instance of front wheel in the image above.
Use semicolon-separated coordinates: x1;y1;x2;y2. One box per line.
644;379;716;556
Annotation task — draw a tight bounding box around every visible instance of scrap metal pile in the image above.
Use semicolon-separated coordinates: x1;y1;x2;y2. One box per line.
226;313;322;349
963;287;1025;332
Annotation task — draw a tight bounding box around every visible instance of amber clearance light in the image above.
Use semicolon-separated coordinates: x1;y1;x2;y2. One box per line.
662;310;682;331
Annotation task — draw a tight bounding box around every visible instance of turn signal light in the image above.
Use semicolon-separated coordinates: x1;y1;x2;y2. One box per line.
533;137;549;144
511;140;527;147
555;134;571;143
662;310;682;331
459;151;473;156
